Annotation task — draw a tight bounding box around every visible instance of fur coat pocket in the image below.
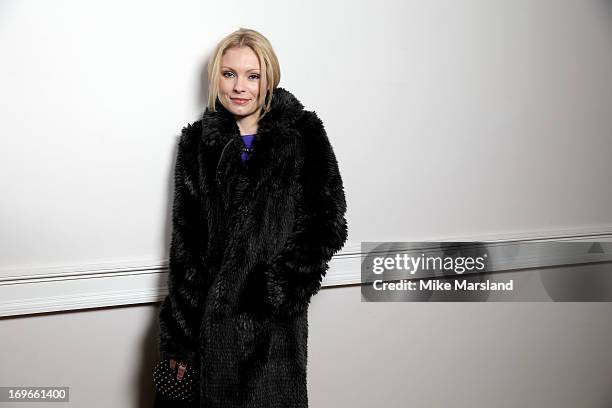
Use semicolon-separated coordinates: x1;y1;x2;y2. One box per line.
233;312;271;365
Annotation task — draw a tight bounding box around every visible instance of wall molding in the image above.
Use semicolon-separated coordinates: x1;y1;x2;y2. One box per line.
1;225;610;317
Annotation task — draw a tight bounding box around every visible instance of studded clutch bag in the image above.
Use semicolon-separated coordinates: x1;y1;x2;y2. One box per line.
152;359;197;401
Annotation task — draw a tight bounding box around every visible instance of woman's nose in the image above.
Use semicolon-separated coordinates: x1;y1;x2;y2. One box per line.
233;77;247;93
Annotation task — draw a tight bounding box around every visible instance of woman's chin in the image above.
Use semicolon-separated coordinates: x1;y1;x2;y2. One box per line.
231;107;259;119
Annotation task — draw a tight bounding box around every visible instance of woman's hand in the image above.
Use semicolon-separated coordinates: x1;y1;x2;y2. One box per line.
169;359;188;381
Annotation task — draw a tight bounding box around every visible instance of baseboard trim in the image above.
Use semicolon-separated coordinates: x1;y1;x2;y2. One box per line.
1;225;610;317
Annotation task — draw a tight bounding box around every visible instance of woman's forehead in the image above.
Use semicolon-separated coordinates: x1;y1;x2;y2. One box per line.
221;47;260;70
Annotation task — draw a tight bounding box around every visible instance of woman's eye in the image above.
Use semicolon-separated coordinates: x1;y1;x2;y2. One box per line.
222;72;259;80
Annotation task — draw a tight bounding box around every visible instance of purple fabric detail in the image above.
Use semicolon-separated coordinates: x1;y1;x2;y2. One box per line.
241;134;256;164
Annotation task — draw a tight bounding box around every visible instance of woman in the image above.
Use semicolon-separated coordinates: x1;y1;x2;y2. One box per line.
155;27;348;408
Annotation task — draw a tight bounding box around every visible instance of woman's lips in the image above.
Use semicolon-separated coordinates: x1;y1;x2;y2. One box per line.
231;98;250;105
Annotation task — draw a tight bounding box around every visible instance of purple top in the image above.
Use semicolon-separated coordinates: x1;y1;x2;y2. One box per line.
241;134;256;164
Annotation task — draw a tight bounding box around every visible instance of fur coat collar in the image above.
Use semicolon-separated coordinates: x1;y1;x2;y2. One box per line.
200;86;306;146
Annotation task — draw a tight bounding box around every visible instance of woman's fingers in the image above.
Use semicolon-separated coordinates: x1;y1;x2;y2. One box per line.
177;362;187;381
168;359;188;380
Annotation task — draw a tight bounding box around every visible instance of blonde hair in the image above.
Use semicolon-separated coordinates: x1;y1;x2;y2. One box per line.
207;28;281;121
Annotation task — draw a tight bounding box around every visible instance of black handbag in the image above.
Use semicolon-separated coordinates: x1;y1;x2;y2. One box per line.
152;359;198;401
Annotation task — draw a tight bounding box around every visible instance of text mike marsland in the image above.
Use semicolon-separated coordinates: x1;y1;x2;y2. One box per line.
372;278;514;292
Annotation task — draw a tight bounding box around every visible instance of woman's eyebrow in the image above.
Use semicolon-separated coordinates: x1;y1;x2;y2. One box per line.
221;66;260;72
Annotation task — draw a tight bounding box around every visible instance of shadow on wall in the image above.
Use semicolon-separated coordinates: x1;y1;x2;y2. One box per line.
150;51;214;406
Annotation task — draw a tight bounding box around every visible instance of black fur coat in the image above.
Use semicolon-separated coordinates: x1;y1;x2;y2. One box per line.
157;87;348;407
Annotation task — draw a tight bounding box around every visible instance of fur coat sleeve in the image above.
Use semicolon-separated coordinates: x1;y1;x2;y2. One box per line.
158;126;207;365
256;111;349;318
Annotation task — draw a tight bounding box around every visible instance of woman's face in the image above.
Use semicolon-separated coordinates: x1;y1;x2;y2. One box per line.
218;46;264;122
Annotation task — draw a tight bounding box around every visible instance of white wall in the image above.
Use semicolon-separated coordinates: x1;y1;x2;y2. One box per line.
1;0;611;272
1;0;612;406
3;284;612;408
